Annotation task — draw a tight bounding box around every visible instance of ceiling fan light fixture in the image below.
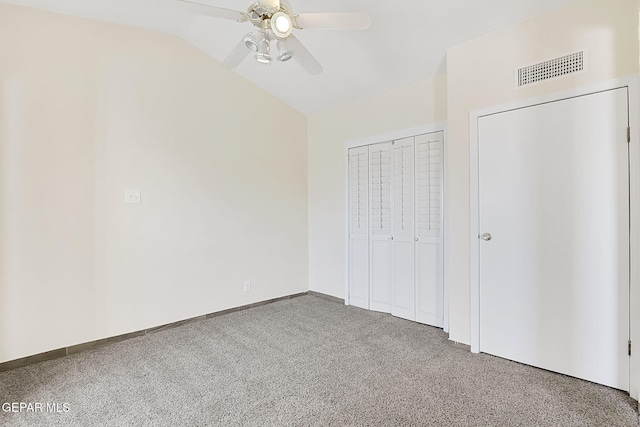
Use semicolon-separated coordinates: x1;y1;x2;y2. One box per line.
276;39;294;62
243;31;262;51
271;11;292;38
161;0;371;75
255;39;272;64
255;53;271;64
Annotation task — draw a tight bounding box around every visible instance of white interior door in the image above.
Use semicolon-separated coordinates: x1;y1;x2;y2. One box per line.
348;146;369;309
478;88;630;390
415;132;444;327
369;142;392;313
391;137;415;321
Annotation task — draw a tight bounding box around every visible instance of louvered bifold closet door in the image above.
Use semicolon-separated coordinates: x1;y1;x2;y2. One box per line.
348;146;370;309
369;142;393;313
415;132;444;327
391;137;416;321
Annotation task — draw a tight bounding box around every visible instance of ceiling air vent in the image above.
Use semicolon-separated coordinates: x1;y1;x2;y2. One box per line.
516;50;586;87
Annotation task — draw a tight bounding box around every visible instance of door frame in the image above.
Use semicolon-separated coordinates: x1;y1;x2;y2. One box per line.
344;122;450;332
469;75;639;397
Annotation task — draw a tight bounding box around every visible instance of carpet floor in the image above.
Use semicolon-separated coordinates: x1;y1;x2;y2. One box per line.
0;295;637;426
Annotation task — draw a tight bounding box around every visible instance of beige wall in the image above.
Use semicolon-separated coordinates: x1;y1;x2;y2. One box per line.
446;0;639;346
0;4;308;362
307;76;448;298
447;0;640;399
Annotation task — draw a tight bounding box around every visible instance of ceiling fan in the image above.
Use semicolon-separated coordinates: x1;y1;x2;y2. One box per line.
159;0;371;75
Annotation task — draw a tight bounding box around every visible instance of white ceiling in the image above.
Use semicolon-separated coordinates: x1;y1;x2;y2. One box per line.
1;0;577;114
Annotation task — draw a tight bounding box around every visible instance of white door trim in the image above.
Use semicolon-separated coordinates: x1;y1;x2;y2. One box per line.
469;75;639;397
344;122;450;333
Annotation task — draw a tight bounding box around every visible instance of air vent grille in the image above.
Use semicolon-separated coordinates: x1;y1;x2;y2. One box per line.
517;51;585;87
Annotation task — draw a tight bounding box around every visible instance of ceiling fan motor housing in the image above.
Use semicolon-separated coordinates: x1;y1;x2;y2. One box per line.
246;2;294;37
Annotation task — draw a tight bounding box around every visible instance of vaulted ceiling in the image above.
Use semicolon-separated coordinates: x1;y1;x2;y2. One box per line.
1;0;577;114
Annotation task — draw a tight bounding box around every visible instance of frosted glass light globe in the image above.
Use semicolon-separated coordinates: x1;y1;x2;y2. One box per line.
271;12;292;38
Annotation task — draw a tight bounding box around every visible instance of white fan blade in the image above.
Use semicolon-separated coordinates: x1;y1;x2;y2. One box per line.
223;39;250;69
259;0;280;9
293;13;371;30
287;35;322;75
158;0;247;22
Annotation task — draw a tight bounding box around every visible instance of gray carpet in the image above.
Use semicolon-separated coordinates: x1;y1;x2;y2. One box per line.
0;295;637;426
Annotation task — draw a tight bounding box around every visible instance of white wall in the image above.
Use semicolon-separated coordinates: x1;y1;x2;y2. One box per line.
307;76;448;298
0;4;308;363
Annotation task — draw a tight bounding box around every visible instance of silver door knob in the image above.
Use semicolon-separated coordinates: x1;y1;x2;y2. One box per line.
481;233;492;241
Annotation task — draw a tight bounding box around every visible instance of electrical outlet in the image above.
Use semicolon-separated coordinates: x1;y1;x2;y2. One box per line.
243;281;251;293
125;190;141;204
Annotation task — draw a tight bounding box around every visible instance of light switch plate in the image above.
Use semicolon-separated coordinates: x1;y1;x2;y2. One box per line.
125;190;141;204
